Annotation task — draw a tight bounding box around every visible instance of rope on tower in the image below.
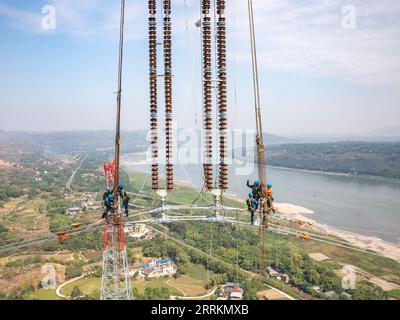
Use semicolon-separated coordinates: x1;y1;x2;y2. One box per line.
112;0;126;215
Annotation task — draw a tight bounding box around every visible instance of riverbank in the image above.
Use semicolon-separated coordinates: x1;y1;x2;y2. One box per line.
121;159;400;262
182;180;400;263
267;165;400;184
271;202;400;263
267;165;351;177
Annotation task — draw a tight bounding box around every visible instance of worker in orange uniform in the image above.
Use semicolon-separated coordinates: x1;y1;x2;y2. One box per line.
265;183;275;213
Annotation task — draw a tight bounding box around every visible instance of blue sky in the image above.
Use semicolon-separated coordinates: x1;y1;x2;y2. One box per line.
0;0;399;136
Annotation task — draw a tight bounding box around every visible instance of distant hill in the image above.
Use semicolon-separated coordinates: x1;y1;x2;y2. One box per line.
2;131;400;179
266;141;400;179
0;130;148;154
282;134;400;143
263;132;293;145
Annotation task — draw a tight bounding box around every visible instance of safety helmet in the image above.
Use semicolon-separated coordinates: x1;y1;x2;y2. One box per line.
249;192;253;197
107;194;114;201
118;183;125;190
255;181;260;186
267;183;272;188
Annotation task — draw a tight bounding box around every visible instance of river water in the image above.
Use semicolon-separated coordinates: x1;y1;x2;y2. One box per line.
121;153;400;243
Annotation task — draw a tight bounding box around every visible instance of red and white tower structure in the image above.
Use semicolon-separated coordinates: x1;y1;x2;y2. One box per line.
100;0;132;300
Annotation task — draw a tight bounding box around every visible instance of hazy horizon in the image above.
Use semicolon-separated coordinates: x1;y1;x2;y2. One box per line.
2;127;400;141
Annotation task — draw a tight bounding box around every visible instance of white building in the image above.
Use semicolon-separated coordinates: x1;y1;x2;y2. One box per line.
124;224;151;239
137;258;177;278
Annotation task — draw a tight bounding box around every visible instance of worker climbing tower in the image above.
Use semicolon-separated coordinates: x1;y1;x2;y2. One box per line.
100;0;132;300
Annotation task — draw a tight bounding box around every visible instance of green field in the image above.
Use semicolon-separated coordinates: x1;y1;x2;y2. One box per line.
61;277;101;296
187;264;211;280
2;166;399;301
125;170;400;297
132;276;181;297
26;289;61;300
294;238;400;277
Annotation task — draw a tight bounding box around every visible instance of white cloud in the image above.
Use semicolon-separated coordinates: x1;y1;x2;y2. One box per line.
0;3;43;33
228;0;400;86
1;0;399;86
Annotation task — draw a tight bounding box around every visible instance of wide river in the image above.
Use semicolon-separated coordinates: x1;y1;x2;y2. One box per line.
121;153;400;243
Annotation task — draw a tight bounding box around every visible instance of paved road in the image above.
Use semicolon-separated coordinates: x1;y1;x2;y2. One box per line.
65;154;88;190
170;287;217;300
56;271;96;299
56;275;85;298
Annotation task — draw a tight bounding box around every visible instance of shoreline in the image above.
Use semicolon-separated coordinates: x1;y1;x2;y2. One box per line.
274;207;400;262
266;165;351;177
122;165;400;262
267;165;400;184
120;153;400;184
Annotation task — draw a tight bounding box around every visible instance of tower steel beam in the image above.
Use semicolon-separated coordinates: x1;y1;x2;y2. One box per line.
100;0;132;300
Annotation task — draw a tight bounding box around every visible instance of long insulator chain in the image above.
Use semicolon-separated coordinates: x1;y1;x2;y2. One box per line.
149;0;158;191
163;0;173;191
202;0;213;191
217;0;227;190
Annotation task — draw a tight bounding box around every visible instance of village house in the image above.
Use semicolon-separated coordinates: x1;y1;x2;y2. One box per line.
135;258;177;278
266;266;290;284
222;283;243;300
67;206;80;215
267;266;279;277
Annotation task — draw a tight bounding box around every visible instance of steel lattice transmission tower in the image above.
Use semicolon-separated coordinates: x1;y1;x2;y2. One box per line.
100;0;132;300
100;219;133;300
